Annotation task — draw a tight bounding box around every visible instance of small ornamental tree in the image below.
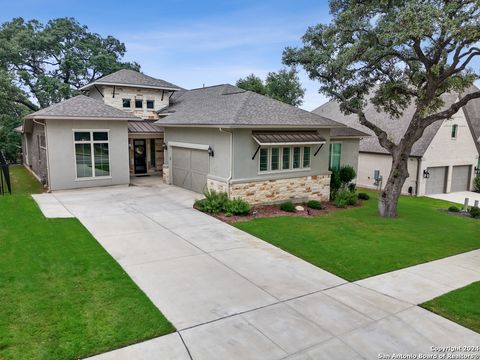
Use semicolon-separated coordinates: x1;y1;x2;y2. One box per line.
284;0;480;217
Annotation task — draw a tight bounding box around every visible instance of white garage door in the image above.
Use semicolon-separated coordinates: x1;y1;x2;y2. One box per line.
171;147;209;193
425;166;447;195
451;165;471;192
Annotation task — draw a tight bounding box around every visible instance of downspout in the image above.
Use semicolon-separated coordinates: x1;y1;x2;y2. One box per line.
33;119;51;191
219;128;233;196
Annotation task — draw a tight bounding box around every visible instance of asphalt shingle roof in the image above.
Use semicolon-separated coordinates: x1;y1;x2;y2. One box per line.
461;85;480;151
157;84;344;128
80;69;182;91
25;95;140;120
313;92;460;157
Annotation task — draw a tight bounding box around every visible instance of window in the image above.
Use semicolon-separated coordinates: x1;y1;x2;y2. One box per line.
135;99;143;109
74;131;110;179
329;143;342;171
259;146;311;173
150;139;156;168
146;100;155;109
259;148;268;171
122;98;131;108
451;124;458;139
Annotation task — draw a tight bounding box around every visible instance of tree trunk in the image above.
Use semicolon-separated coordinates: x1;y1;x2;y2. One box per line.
378;151;410;218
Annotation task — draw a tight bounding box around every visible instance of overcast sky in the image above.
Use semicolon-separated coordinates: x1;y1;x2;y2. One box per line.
1;0;334;110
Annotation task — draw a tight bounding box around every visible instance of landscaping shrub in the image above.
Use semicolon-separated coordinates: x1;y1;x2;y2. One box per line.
335;188;357;208
307;200;324;210
469;206;480;219
195;190;229;214
358;192;370;200
339;165;356;186
448;205;460;213
224;198;251;216
279;201;296;212
474;176;480;193
330;169;341;200
348;183;357;193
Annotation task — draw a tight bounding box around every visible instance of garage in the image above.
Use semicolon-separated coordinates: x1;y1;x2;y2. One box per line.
171;146;209;193
451;165;471;192
425;166;447;195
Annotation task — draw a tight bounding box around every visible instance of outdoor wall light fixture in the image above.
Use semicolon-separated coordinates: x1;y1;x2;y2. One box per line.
162;143;167;151
208;146;214;157
423;169;430;179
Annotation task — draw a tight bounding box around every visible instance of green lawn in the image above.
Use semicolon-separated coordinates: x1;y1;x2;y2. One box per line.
235;191;480;281
421;282;480;333
0;166;175;360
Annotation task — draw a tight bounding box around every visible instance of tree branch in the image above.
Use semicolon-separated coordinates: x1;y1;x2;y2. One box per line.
422;90;480;126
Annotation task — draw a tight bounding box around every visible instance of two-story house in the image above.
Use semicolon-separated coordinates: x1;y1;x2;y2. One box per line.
18;69;367;204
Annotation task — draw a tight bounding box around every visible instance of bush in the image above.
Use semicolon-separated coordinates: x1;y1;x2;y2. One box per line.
469;206;480;218
335;189;358;208
224;198;251;216
339;165;356;186
474;176;480;193
307;200;324;210
279;201;296;212
195;190;229;214
348;183;357;193
358;192;370;200
448;205;460;213
330;169;341;200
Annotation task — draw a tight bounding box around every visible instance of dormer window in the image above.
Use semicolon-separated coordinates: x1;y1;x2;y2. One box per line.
135;99;143;109
122;99;131;108
146;100;154;109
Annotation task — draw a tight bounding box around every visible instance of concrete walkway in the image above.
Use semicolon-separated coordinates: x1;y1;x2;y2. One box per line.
35;183;480;359
427;190;480;206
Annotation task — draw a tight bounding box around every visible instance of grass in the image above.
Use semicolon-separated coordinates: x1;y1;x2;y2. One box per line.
235;190;480;281
0;166;175;360
421;282;480;333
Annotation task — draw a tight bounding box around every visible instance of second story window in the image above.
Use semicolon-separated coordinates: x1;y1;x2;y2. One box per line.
451;124;458;139
122;99;131;108
135;99;143;109
146;100;155;109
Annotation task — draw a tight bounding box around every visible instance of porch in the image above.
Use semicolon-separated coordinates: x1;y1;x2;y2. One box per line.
128;120;165;177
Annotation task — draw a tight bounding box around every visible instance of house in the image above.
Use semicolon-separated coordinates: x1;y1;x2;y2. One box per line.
314;89;480;196
18;69;366;204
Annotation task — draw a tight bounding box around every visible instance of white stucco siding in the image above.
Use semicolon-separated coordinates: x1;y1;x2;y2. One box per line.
92;86;171;120
46;119;130;191
418;109;479;194
357;153;420;194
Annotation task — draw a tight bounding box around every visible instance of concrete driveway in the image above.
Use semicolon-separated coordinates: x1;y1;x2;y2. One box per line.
37;183;480;359
427;190;480;206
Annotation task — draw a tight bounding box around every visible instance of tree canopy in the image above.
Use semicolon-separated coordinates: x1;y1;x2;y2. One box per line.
283;0;480;217
236;68;305;106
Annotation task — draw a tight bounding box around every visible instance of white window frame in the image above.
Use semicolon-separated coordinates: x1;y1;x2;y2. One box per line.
329;141;342;171
73;129;112;181
258;145;312;174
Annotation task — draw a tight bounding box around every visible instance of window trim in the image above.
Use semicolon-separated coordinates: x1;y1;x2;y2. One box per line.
135;99;143;109
258;145;312;174
72;129;112;181
146;100;155;109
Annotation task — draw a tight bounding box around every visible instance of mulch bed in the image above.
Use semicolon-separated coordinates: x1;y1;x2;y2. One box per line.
209;201;362;223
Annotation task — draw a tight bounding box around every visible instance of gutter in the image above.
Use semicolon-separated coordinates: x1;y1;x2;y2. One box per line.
33;119;51;191
219;128;233;196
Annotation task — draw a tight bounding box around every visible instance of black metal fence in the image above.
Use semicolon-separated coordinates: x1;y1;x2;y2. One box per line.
0;152;12;195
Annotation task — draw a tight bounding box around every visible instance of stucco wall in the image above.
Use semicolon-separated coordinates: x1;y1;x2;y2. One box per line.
357;153;420;194
164;127;231;181
417;110;479;194
45;119;130;191
231;128;331;183
89;85;171;120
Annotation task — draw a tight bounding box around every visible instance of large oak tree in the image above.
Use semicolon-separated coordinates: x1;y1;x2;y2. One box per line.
284;0;480;217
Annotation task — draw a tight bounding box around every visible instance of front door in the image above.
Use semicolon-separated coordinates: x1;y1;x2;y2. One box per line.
133;139;147;174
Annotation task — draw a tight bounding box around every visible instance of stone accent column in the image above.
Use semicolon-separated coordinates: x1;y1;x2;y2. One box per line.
162;164;169;183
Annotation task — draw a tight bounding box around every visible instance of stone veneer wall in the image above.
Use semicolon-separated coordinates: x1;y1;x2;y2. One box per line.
162;164;169;183
207;174;330;205
231;175;330;205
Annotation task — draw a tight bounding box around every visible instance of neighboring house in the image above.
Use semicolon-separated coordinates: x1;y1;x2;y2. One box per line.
18;69;365;204
314;90;480;196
